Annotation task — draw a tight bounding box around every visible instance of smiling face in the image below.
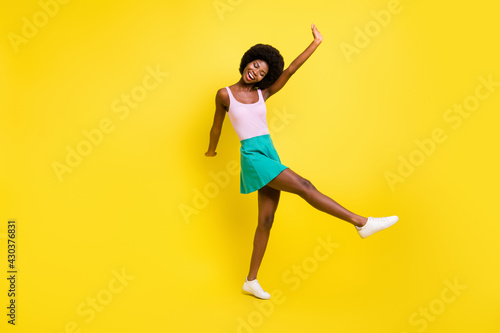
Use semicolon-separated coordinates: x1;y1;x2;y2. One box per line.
242;59;269;84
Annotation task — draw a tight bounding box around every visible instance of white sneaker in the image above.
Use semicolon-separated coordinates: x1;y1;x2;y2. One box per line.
356;216;399;239
243;278;271;300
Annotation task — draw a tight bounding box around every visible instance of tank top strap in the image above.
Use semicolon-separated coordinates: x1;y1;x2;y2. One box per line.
225;86;234;101
257;88;263;102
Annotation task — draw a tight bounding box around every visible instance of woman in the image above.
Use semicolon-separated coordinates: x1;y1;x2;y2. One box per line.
205;24;398;300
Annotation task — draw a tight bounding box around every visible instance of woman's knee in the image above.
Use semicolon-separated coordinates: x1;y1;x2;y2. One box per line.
296;177;317;197
259;214;275;230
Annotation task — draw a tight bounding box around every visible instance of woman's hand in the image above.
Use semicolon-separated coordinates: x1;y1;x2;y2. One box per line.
205;151;217;157
265;23;323;98
311;23;323;44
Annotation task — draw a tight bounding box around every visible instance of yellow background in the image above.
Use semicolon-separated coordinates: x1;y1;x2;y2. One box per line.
1;0;499;332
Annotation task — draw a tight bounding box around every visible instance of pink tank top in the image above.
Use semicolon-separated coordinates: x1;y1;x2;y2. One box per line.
225;86;270;141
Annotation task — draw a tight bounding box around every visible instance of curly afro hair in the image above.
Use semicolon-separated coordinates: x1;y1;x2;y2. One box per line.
239;44;284;90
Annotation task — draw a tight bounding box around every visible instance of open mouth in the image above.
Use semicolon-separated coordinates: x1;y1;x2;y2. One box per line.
247;71;255;81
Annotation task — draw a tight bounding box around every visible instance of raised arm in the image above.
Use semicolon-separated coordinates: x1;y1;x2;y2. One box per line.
263;24;323;100
205;88;228;157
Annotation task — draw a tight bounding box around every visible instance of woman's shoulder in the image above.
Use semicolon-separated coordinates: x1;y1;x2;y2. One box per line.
216;86;229;95
216;86;230;98
216;87;230;108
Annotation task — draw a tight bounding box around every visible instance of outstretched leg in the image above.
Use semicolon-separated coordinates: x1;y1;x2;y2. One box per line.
247;185;280;281
267;168;368;227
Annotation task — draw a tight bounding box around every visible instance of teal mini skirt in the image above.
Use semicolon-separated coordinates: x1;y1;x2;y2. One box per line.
240;134;288;194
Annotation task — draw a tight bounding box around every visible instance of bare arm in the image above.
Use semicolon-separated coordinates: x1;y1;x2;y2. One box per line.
263;24;323;100
205;88;228;157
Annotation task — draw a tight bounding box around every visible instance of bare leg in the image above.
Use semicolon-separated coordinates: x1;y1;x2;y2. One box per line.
267;168;368;227
247;185;280;281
